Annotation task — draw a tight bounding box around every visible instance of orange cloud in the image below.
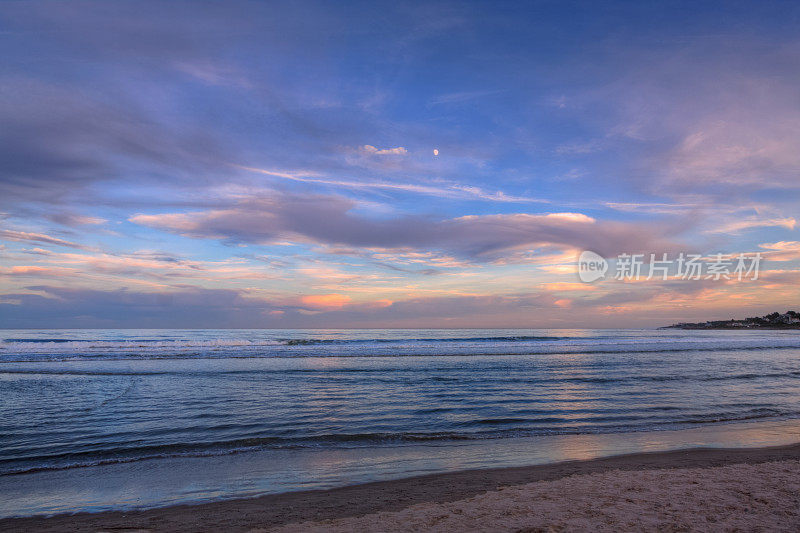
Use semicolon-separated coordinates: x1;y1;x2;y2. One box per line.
300;294;352;309
5;265;76;276
759;241;800;261
541;282;596;291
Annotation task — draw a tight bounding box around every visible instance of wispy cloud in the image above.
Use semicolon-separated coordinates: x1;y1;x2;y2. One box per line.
238;165;545;203
759;241;800;261
46;213;107;227
0;229;94;250
427;89;505;106
709;216;796;234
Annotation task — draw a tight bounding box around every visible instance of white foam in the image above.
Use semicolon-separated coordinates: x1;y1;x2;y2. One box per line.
0;339;287;352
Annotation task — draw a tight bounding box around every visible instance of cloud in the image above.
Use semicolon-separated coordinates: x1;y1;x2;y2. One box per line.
427;90;505;106
540;282;596;292
3;3;798;329
709;216;796;234
0;286;279;329
301;294;352;309
0;229;93;250
0;79;230;208
665;110;800;190
0;247;290;291
47;212;107;227
604;202;699;215
361;145;408;155
173;61;252;88
559;36;800;203
130;192;683;260
2;272;794;328
2;265;77;277
0;286;557;328
239;166;544;203
758;241;800;261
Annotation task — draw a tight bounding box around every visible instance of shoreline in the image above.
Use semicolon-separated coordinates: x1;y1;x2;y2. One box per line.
3;442;800;532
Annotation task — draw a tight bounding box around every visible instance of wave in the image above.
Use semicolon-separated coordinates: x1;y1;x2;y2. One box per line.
4;330;800;361
3;342;800;363
283;335;573;345
2;368;799;384
4;409;797;476
1;335;576;350
0;432;479;475
0;338;288;351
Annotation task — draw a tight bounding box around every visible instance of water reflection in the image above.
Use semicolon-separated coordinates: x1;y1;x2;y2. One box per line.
3;418;800;518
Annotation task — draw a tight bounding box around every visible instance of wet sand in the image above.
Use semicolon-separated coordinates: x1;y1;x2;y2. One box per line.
2;443;800;532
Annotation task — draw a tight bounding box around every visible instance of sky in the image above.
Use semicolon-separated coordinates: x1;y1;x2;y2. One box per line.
1;0;799;328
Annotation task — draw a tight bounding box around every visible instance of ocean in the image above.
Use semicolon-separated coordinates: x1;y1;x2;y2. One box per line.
2;328;800;517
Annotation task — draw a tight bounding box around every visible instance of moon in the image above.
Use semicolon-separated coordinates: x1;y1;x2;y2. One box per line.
433;149;439;156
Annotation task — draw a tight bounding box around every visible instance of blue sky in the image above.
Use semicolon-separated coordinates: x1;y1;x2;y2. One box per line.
1;0;799;328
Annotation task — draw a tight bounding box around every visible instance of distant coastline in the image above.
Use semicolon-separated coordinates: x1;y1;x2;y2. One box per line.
665;311;800;329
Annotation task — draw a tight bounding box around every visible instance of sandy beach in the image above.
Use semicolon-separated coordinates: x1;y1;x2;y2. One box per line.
272;459;800;532
3;443;799;532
